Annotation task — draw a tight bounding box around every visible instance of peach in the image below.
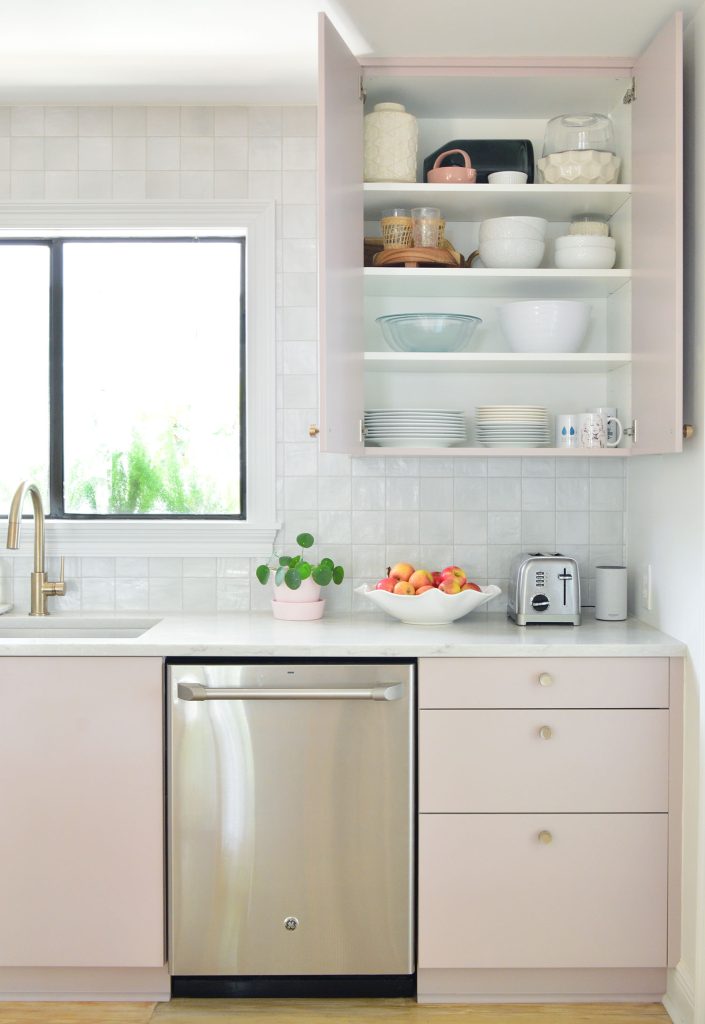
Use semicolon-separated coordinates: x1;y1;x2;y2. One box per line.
441;565;467;586
390;562;414;582
462;581;482;592
438;578;462;595
393;580;415;595
415;585;434;595
409;569;433;590
375;577;396;592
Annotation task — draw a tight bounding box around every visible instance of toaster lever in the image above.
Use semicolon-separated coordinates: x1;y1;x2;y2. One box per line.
557;568;573;606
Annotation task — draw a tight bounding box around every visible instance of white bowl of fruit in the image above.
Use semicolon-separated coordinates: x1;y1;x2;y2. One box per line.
357;563;501;625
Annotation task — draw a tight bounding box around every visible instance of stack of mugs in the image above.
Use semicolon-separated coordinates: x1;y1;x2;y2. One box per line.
556;407;623;449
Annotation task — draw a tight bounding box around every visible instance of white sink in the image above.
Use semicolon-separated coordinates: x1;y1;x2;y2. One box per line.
0;616;161;639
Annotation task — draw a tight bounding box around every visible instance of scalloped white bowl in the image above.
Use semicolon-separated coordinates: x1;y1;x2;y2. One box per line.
356;583;501;625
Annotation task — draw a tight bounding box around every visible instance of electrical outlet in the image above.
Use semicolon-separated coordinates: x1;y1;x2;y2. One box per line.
642;564;653;611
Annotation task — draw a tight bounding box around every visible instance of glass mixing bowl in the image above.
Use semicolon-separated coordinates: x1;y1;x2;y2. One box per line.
376;313;482;353
542;113;616;155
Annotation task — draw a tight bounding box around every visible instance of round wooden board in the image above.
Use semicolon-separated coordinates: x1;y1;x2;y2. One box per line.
372;246;460;268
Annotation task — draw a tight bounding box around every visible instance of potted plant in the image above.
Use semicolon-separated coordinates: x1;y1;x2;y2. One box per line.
256;532;345;620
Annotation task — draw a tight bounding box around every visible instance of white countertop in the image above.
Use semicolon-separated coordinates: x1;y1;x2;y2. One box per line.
0;610;685;657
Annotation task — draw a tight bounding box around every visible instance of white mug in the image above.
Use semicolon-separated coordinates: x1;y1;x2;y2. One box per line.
556;414;580;448
579;412;623;448
592;407;620;446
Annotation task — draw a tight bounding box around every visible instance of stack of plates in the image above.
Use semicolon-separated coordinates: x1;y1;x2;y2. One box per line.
365;409;467;448
475;406;552;448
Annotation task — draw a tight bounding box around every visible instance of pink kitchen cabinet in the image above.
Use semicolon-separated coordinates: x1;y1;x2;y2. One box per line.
318;13;683;457
0;658;164;969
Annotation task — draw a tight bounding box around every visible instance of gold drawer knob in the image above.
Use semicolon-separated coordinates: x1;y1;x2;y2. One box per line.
538;830;553;845
538;672;553;687
308;424;320;437
539;725;553;740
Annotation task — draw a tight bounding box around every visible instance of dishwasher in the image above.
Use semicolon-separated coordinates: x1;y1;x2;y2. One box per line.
167;659;415;997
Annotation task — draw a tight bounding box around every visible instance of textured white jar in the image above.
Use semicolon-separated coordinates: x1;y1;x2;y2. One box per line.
364;102;418;183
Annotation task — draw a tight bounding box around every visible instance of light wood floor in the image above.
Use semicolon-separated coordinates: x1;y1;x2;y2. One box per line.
0;1000;672;1024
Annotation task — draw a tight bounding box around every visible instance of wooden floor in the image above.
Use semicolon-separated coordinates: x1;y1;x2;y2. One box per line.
0;1000;672;1024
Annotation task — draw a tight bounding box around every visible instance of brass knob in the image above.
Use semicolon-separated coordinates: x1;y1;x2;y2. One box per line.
539;725;553;740
538;830;553;845
308;424;320;437
538;672;553;687
684;424;695;440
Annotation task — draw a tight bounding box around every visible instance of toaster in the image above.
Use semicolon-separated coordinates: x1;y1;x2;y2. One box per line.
508;552;581;625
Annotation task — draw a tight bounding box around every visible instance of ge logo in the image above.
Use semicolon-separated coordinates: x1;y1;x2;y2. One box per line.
284;916;299;931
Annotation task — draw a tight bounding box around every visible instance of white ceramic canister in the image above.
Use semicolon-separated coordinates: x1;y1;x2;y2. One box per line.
595;565;628;621
364;102;418;183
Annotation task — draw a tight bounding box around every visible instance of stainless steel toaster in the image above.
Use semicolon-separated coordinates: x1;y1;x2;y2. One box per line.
508;552;581;625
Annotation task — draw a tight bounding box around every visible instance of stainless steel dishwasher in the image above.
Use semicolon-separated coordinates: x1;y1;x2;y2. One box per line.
167;660;415;997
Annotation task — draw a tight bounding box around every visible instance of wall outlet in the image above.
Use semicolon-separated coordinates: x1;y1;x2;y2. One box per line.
642;564;653;611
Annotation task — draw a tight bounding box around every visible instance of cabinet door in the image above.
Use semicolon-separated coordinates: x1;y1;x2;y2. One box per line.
419;813;668;969
318;13;365;454
0;657;164;967
631;12;683;453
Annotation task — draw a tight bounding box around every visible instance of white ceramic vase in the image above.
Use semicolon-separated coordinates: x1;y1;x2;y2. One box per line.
364;102;418;183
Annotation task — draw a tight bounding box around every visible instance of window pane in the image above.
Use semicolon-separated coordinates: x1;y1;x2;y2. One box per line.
0;244;50;509
62;240;244;516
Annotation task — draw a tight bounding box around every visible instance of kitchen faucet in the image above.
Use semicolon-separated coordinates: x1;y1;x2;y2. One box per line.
5;481;65;616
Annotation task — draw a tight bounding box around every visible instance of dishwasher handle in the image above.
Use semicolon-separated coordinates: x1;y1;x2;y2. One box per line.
177;681;404;703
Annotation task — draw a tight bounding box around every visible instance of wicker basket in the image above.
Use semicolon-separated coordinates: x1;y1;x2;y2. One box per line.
381;215;413;249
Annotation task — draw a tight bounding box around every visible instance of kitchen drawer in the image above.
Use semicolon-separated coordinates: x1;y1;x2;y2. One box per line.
419;709;669;812
418;813;668;969
419;657;669;709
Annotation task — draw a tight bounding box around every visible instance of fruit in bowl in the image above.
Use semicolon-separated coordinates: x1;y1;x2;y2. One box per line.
358;563;501;624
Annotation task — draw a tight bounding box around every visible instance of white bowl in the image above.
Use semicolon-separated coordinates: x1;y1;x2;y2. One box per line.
499;300;591;353
479;237;545;269
488;171;528;184
479;216;548;241
357;584;501;625
554;234;616;249
554;248;617;269
537;150;621;185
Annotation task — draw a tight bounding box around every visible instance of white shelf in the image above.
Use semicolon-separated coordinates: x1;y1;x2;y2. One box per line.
364;268;631;299
363;446;629;457
363;183;632;221
364;352;632;374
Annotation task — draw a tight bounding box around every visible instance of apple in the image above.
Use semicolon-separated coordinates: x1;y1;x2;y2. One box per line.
409;569;433;590
431;571;444;588
375;577;396;592
441;565;467;586
416;585;434;595
393;580;415;595
390;562;414;582
462;581;482;592
438;578;461;595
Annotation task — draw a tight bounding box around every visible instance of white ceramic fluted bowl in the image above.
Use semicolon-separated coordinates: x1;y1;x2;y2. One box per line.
479;216;548;241
479;237;545;269
499;299;591;353
357;584;501;624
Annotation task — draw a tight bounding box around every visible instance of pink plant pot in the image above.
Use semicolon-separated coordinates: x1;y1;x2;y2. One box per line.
271;599;325;621
272;577;322;604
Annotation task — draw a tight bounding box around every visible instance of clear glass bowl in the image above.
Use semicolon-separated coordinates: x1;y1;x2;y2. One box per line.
376;313;482;353
542;113;616;156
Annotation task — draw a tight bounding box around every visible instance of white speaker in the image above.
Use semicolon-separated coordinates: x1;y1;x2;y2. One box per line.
595;565;628;621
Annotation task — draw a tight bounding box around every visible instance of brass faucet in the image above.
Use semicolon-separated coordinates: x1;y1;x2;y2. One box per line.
5;481;65;616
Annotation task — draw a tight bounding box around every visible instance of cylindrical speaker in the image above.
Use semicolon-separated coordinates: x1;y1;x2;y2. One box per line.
595;565;628;621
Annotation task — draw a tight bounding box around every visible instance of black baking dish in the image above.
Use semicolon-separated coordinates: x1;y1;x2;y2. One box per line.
423;139;535;184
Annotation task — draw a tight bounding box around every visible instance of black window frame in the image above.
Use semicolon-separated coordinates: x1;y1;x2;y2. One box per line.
2;235;247;521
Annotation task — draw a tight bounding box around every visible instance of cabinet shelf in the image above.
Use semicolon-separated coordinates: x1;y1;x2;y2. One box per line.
364;352;632;374
364;267;631;299
363;183;632;221
364;446;629;457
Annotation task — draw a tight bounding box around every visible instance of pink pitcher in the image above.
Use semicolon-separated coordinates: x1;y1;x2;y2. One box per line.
427;149;477;184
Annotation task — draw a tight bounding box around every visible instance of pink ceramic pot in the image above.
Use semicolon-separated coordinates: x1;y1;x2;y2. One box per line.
271;599;325;621
427;149;477;184
272;577;322;604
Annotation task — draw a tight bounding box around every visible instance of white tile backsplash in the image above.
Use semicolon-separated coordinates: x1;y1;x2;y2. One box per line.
0;102;627;616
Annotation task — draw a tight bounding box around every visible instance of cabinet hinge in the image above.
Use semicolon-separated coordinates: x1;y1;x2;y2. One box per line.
360;75;367;103
624;419;638;444
623;77;636;104
359;418;367;443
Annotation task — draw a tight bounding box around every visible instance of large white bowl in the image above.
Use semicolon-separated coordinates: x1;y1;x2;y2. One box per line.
357;583;501;624
479;237;545;269
479;216;548;241
499;300;591;353
554;248;617;269
554;234;616;249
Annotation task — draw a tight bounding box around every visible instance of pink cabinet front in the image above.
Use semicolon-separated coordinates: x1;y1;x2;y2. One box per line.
0;657;164;968
419;813;668;969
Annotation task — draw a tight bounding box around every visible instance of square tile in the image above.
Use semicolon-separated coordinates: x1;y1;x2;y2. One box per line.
214;136;248;170
318;511;352;544
146;136;179;170
453;510;488;544
522;457;556;477
180;136;213;170
183;578;218;612
12;169;45;199
318;476;351;510
385;511;419;544
487;545;523;578
589;477;624;511
77;170;111;198
556;511;589;545
589;511;624;545
113;136;146;170
454;477;487;510
112;106;146;136
11;106;44;136
149;557;182;577
248;107;282;136
115;578;149;611
282;205;317;239
590;458;626;477
249;136;282;170
146;170;179;199
453;545;488;577
214;106;248;136
285;476;318;510
352;477;385;510
521;477;556;511
386;457;419;477
248;169;281;200
113;171;146;199
283;136;316;170
147;106;180;135
317;452;352;477
283;107;317;136
283;169;316;203
217;558;250;579
81;578;115;610
418;457;454;477
385;478;419;510
81;557;115;578
45;137;77;170
182;557;217;578
180;107;213;136
10;137;43;170
149;578;183;611
488;477;521;511
556;457;589;477
521;511;556;547
454;457;488;477
352;545;387;578
420;510;453;544
488;512;521;544
179;170;213;199
116;557;149;577
78;107;112;136
44;107;77;136
556;477;589;511
351;510;385;544
488;458;521;476
78;137;112;170
214;171;248;198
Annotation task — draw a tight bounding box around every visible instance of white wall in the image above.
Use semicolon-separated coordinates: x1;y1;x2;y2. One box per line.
627;7;705;1019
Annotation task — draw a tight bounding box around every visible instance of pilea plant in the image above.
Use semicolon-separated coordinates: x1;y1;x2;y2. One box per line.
256;532;345;590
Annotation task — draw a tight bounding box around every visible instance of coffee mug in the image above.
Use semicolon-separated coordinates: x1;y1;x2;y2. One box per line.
556;414;580;448
592;406;620;445
579;412;623;448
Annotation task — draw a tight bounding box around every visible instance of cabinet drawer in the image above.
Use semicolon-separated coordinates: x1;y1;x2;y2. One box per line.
418;813;668;969
419;709;669;812
419;657;669;709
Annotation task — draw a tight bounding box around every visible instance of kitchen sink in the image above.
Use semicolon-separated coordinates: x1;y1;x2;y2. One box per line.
0;617;161;639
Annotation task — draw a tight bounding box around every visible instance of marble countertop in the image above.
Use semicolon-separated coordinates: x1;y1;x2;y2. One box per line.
0;610;685;657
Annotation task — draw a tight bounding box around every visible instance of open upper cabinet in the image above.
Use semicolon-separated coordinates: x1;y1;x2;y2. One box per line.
317;11;683;458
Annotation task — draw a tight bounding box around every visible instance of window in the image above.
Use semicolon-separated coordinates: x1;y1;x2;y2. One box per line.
0;202;277;556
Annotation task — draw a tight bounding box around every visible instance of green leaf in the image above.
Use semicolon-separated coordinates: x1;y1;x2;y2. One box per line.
289;555;301;567
320;557;334;571
285;567;302;589
278;555;291;566
332;565;345;585
297;532;314;549
255;564;270;585
275;566;287;587
298;561;312;579
312;565;333;587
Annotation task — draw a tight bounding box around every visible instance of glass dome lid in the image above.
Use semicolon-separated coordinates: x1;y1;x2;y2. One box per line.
543;113;616;156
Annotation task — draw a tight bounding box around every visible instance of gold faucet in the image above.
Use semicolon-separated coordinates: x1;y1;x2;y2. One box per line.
5;481;65;616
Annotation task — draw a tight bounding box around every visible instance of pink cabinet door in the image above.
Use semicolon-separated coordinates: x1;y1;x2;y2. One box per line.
318;13;365;454
631;12;683;454
0;657;164;967
419;709;669;812
419;813;668;969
